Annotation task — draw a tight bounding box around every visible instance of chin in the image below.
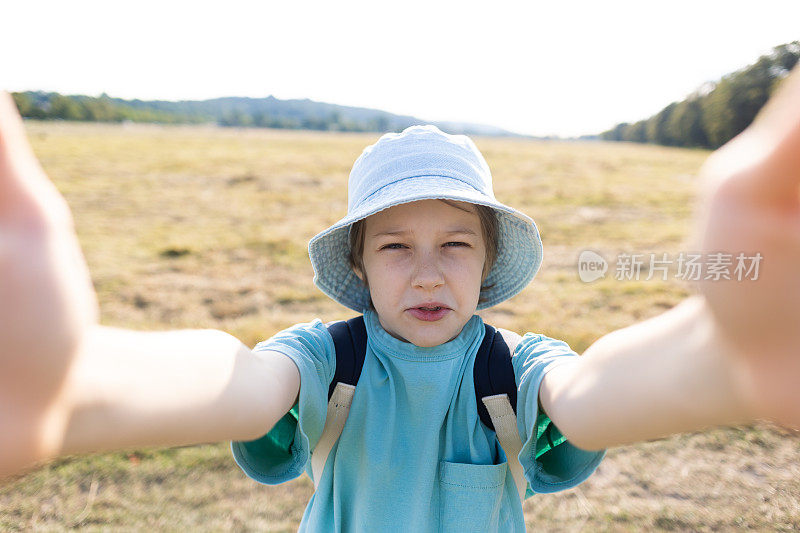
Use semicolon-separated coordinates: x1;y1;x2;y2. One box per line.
407;328;460;348
411;338;445;348
379;312;467;347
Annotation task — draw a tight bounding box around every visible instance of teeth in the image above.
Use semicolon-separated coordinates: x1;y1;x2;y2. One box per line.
421;306;441;311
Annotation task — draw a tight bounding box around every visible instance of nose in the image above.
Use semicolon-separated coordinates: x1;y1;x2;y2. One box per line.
412;250;444;289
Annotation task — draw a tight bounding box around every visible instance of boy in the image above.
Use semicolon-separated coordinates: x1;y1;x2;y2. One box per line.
0;68;799;529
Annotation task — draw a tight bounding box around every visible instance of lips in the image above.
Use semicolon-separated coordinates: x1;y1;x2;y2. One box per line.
407;303;451;322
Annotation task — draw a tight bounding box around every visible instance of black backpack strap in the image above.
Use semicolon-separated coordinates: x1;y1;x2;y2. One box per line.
327;315;368;400
474;323;518;432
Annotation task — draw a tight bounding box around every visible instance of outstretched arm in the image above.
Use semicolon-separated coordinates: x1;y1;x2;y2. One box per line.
0;93;299;477
540;66;800;450
61;327;299;456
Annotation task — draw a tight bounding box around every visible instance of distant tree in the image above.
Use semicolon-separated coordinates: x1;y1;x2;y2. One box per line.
726;57;773;135
251;111;267;127
701;78;742;148
19;92;49;119
621;120;647;143
328;111;342;131
11;92;34;116
645;102;678;145
666;98;707;147
301;116;329;130
600;40;800;149
81;94;120;122
219;110;252;127
49;95;86;120
600;122;628;141
377;115;390;132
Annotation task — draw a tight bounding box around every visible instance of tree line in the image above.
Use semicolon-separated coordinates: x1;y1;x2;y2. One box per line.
11;92;207;125
598;42;799;149
10;93;431;133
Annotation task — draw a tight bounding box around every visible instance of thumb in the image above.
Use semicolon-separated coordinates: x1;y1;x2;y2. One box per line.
750;62;800;147
0;92;67;221
701;66;800;210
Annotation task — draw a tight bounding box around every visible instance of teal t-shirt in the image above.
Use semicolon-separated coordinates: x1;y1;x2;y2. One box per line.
231;310;604;532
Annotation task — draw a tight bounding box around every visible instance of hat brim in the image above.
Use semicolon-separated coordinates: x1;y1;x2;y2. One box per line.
308;175;543;313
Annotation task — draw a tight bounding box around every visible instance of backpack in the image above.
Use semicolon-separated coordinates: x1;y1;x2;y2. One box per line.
309;316;529;502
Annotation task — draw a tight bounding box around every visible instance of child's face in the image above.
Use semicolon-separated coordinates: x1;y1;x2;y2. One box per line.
358;199;487;347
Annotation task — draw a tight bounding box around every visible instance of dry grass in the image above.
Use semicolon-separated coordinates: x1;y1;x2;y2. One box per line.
1;122;798;531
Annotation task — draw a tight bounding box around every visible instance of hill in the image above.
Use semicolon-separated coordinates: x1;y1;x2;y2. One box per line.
10;91;520;137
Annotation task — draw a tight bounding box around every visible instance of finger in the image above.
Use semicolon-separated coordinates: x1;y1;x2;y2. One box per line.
705;66;800;207
749;65;800;193
0;92;66;220
750;63;800;144
0;92;46;177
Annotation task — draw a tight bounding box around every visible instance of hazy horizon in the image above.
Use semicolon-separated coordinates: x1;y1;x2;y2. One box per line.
4;0;799;137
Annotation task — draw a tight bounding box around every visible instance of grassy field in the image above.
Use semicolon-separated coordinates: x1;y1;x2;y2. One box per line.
1;122;798;531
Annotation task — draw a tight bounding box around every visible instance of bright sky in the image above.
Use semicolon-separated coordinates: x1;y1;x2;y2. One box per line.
3;1;798;137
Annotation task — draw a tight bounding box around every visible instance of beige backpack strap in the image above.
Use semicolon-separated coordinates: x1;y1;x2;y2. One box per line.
482;393;527;503
310;382;356;489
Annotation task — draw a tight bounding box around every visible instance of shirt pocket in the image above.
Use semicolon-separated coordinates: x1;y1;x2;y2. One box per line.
438;460;508;533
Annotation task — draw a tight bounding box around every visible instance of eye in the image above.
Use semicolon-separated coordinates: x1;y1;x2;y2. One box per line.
380;242;407;250
444;241;471;248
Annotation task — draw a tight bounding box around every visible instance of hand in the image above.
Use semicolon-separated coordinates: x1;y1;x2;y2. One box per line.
694;66;800;428
0;92;98;475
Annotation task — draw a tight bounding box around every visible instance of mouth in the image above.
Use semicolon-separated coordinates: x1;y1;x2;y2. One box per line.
406;304;451;322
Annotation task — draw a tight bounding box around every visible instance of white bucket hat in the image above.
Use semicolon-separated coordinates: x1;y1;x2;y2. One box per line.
308;125;543;313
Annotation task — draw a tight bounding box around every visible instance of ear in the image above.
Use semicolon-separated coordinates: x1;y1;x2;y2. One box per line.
481;259;491;283
351;263;369;288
